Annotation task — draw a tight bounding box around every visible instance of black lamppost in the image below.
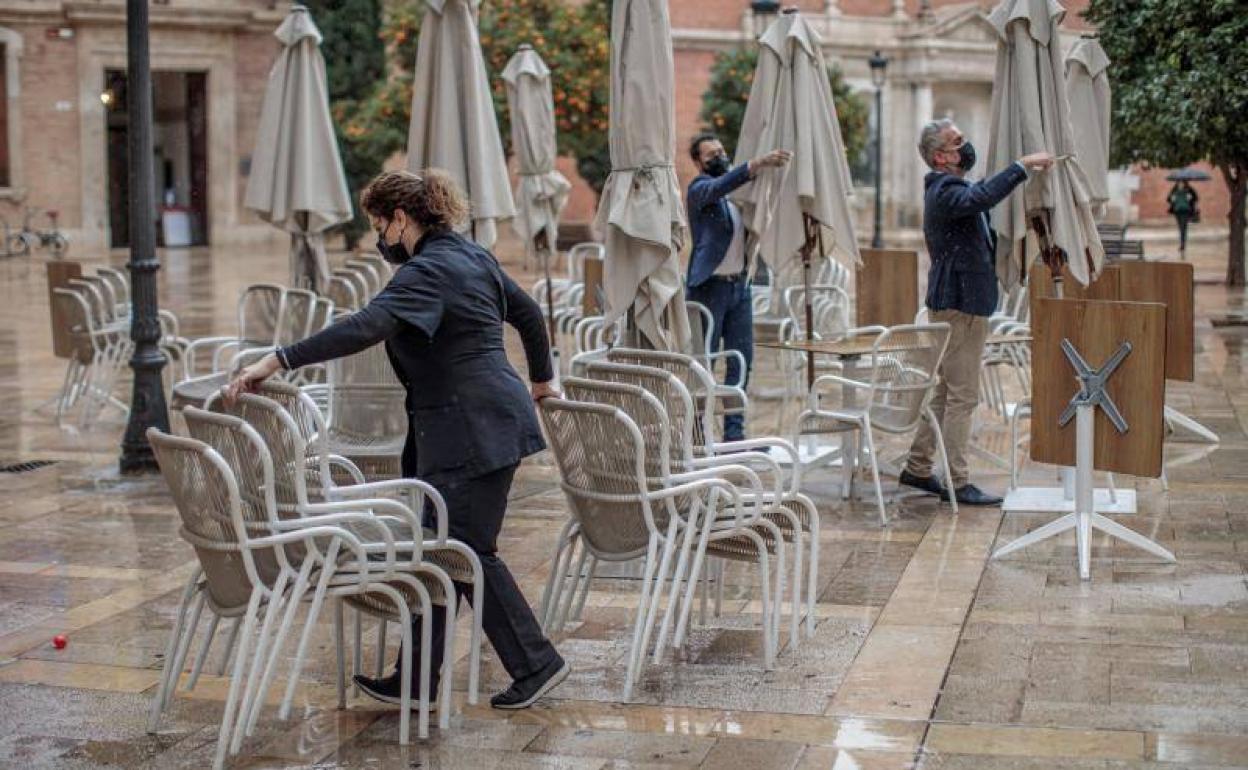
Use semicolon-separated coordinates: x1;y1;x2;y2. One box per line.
119;0;169;473
869;50;888;249
750;0;780;37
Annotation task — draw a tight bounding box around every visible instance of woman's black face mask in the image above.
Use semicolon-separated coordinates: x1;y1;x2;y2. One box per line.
704;154;731;177
376;219;411;265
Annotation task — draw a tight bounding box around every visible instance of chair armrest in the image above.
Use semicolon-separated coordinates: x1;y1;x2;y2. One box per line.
323;479;448;545
256;523;374;579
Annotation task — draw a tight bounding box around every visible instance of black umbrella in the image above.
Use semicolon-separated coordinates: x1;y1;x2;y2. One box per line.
1166;167;1212;182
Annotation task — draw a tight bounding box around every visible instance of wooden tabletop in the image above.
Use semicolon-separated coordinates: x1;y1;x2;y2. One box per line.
759;332;1031;357
757;335;922;358
986;334;1032;346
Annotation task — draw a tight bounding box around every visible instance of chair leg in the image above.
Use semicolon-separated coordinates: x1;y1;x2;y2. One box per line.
928;407;959;516
148;573;198;733
375;619;388;677
216;617;241;677
232;570;293;752
334;599;347;710
642;523;682;665
554;546;589;632
185;612;220;693
352;610;363;697
272;556;336;727
673;502;717;650
212;590;262;770
165;591;205;709
571;556;597;623
714;559;725;618
543;534;577;633
539;520;575;627
803;498;820;638
861;422;887;526
623;535;661;701
655;507;701;655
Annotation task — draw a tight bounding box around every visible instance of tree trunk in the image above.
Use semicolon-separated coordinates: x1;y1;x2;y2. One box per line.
1222;162;1247;287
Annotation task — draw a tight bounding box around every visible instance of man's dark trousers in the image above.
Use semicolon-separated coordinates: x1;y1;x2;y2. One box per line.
413;463;561;685
688;275;753;441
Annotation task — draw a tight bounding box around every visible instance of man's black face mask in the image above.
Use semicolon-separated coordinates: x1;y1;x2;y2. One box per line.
957;141;977;172
704;154;731;177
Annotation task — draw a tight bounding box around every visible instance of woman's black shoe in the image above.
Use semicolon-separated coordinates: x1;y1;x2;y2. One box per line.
490;657;570;710
353;670;439;709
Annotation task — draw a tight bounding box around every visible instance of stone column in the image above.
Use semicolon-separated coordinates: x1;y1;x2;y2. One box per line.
893;0;908;19
824;0;841;15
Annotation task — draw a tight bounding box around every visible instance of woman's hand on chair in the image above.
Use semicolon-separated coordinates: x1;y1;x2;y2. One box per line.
531;380;560;403
223;353;282;406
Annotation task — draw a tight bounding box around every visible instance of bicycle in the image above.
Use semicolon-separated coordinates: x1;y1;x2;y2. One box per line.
8;208;69;257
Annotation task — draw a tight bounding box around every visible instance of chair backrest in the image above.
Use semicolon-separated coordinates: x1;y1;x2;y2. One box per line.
96;267;130;308
567;242;604;282
784;284;850;340
539;397;659;559
66;278;112;328
581;360;697;472
606;347;719;448
276;288;319;346
562;376;674;482
325;276;360;313
862;323;951;433
325;343;407;443
207;380;330;511
684;301;715;362
237;284;285;346
148;427;275;610
51;287;96;362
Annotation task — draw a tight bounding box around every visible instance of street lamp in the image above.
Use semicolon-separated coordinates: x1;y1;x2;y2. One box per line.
869;49;888;250
750;0;780;37
119;0;169;473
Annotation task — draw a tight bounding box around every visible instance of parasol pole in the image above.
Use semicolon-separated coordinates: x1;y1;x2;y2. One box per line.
535;229;558;346
1032;212;1067;300
800;213;818;390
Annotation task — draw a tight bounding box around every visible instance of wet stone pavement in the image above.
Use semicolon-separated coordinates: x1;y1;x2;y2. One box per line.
0;239;1246;768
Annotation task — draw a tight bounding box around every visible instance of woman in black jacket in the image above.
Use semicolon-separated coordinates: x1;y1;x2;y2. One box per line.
225;169;567;710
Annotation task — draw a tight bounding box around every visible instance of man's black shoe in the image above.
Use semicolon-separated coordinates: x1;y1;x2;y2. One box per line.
954;484;1003;506
353;670;438;708
490;657;570;710
899;470;945;497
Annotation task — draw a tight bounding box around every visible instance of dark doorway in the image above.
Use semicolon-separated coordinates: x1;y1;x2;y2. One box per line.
105;69;209;248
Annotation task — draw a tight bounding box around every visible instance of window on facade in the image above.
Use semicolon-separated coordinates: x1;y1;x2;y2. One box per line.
0;43;8;188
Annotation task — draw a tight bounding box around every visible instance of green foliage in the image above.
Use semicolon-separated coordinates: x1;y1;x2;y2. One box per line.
1085;0;1248;169
305;0;386;245
698;46;869;170
1086;0;1248;283
327;0;614;230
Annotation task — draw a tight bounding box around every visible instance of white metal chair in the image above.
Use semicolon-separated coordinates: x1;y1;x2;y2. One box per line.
51;286;132;426
540;393;780;699
798;323;958;525
584;359;817;647
211;381;484;711
321;342;407;481
147;426;434;770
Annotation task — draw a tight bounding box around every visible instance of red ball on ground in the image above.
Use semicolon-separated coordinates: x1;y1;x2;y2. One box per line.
52;635;67;650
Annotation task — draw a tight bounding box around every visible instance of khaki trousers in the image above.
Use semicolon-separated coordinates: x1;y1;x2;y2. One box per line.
905;309;989;487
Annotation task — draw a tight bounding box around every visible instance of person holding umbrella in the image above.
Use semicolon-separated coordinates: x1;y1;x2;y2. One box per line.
1167;179;1200;258
224;169;570;710
686;133;792;441
900;119;1053;506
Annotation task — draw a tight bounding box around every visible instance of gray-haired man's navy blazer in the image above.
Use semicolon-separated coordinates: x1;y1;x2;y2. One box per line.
923;163;1027;317
686;163;753;288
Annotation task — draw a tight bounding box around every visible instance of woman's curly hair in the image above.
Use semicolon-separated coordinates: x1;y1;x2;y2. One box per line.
359;169;470;233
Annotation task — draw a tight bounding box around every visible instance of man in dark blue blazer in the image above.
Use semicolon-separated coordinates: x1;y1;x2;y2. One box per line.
900;119;1053;506
686;133;791;440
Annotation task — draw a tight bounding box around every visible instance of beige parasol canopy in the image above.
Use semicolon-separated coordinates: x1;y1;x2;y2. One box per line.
986;0;1104;289
593;0;689;351
502;45;572;258
731;10;861;277
1065;37;1112;212
245;5;352;292
406;0;515;249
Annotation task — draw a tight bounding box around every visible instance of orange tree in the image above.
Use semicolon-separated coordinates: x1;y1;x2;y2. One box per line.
332;0;613;234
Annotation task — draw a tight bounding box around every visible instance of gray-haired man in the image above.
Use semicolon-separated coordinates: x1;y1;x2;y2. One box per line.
899;119;1052;506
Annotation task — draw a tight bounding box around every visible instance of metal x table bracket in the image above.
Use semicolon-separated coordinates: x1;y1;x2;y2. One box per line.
1057;339;1131;434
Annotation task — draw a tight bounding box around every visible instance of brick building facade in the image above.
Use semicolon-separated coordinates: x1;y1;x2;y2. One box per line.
0;1;1228;257
0;1;283;253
